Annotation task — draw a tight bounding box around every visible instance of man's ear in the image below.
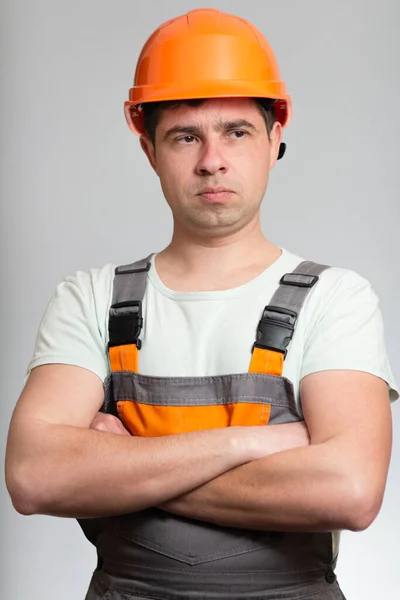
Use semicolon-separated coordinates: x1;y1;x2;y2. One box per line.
269;121;283;170
140;135;158;174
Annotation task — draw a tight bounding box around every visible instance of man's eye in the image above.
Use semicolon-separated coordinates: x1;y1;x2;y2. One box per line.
230;130;248;139
177;136;196;144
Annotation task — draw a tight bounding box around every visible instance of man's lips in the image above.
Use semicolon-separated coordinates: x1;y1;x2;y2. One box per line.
196;187;235;202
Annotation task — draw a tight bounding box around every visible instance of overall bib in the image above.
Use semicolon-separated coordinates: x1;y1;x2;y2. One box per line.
80;256;347;600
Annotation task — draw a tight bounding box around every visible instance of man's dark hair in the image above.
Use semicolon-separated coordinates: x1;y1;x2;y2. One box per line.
140;98;277;146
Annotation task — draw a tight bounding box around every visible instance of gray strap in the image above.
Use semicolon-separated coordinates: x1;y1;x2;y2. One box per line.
112;254;152;305
269;260;330;313
108;255;152;349
254;261;331;357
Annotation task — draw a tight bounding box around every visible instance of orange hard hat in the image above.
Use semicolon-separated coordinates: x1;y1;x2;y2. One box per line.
124;8;292;136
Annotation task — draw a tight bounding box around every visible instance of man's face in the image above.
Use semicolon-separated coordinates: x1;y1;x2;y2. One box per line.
141;98;282;238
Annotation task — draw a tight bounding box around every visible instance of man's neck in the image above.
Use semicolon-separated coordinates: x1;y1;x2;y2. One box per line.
154;224;282;293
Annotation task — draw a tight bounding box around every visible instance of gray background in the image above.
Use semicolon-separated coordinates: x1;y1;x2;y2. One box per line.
1;1;399;598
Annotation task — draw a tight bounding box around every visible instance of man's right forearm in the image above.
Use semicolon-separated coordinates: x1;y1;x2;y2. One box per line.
5;421;264;519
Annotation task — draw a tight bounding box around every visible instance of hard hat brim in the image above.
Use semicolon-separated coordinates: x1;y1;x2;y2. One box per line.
124;80;292;135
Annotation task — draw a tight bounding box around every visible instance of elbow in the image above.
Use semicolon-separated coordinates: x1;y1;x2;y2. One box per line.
5;460;43;516
343;480;384;532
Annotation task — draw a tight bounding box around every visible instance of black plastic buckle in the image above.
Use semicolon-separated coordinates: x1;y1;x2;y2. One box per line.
253;305;297;358
115;262;151;275
280;273;319;288
108;300;143;350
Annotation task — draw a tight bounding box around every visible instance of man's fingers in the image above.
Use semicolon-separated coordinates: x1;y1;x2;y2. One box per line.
90;413;131;436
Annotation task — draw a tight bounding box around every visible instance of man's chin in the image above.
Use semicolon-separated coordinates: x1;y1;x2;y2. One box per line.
184;215;252;239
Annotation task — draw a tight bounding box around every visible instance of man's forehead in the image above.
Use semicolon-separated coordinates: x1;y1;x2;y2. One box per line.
159;97;261;128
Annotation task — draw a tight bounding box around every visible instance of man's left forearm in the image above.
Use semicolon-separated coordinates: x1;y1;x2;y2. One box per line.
159;439;382;533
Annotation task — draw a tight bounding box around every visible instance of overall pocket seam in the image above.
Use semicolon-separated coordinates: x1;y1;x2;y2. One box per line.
114;526;279;564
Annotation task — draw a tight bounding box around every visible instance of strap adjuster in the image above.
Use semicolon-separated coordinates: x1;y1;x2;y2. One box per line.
115;262;151;275
108;300;143;350
280;273;319;288
253;305;297;358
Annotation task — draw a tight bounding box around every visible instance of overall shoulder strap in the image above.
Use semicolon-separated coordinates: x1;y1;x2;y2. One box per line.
108;255;152;372
249;261;331;376
270;260;330;318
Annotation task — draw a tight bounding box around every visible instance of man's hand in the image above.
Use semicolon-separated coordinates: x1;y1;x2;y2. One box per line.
259;421;310;453
90;412;131;436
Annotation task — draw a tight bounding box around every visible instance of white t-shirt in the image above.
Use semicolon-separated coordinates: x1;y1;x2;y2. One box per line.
26;247;398;413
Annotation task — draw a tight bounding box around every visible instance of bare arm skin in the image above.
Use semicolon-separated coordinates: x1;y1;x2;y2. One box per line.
5;364;281;518
158;371;392;532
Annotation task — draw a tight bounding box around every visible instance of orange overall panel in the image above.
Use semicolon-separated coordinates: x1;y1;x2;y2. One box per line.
117;400;271;436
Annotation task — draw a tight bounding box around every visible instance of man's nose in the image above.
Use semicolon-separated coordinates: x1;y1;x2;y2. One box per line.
195;139;228;176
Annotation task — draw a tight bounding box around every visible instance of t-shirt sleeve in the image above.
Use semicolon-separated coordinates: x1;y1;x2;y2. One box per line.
24;265;114;386
300;269;399;402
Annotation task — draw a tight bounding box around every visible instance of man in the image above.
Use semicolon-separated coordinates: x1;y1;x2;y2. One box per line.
5;8;398;600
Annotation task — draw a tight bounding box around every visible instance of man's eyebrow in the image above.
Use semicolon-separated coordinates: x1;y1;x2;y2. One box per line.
215;119;257;132
162;119;257;141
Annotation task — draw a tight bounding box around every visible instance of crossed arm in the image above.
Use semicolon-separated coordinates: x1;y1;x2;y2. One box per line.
6;364;392;532
93;369;393;532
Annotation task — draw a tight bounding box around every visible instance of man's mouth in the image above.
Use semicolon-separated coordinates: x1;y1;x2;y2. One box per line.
196;187;235;202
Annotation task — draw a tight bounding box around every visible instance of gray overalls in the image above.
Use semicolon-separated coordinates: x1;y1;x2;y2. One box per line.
80;256;347;600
